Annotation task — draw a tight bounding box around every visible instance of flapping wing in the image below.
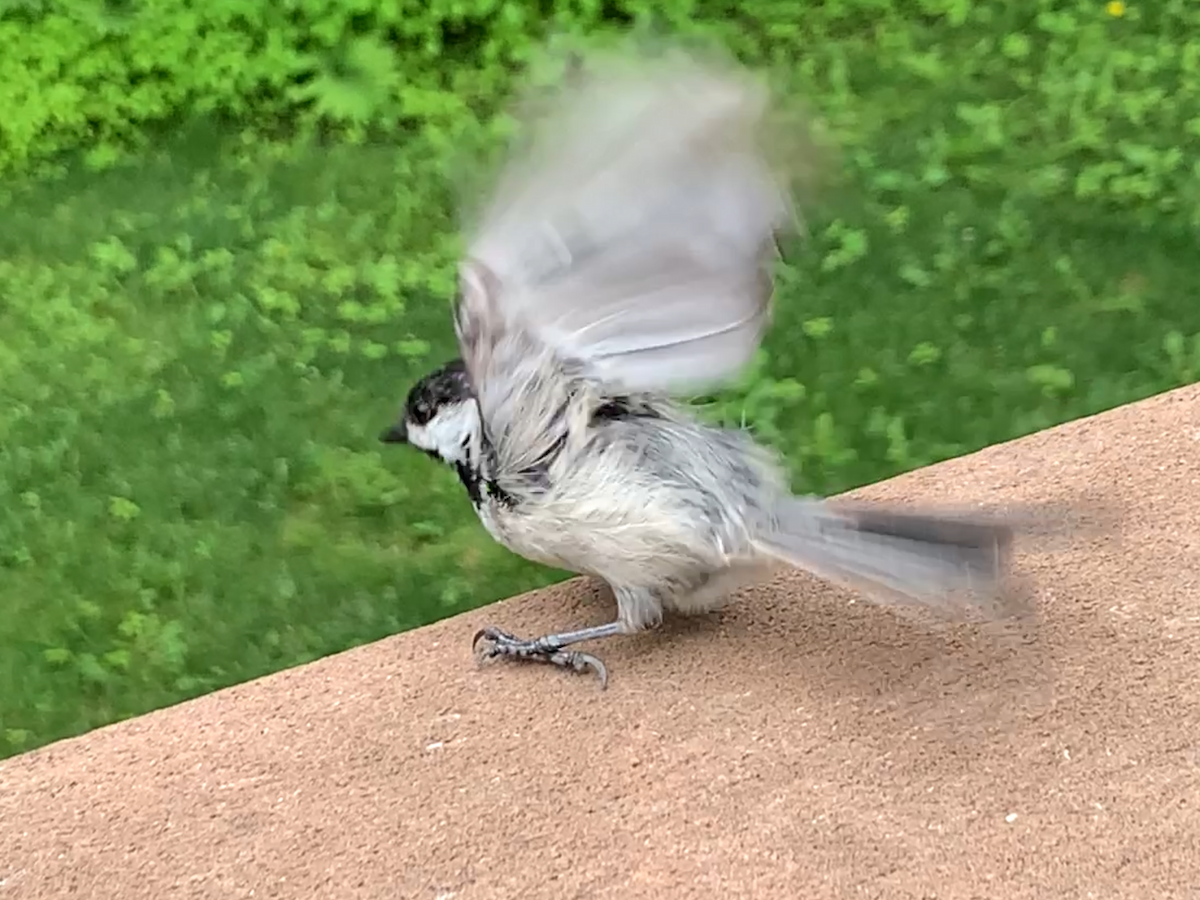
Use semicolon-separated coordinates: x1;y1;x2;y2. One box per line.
453;44;798;415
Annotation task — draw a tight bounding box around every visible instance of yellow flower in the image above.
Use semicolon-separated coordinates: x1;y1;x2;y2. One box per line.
1105;0;1125;16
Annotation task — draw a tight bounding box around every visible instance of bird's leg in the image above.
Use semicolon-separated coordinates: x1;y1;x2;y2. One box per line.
472;621;623;688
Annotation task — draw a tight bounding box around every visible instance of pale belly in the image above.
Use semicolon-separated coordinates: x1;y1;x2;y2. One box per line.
473;499;583;573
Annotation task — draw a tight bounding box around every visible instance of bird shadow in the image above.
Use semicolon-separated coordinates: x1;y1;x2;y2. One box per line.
605;569;1064;746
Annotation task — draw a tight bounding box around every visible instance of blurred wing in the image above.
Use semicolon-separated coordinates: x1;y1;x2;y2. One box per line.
453;45;796;404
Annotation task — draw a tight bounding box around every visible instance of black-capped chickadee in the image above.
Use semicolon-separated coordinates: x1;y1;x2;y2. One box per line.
381;43;1032;687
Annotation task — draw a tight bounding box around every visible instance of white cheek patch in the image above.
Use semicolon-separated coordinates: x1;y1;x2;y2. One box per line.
403;422;437;451
406;402;479;463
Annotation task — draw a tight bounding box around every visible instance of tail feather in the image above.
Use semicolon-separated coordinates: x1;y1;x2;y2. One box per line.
752;498;1020;618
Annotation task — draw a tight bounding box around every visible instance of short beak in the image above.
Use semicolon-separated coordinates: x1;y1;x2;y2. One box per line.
379;423;408;445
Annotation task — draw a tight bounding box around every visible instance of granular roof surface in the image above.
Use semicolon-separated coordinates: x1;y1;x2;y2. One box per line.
3;384;1199;899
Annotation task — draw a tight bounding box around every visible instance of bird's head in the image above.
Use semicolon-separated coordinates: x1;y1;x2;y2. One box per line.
380;358;480;467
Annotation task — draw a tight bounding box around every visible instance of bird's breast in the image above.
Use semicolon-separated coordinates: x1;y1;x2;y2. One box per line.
473;497;575;571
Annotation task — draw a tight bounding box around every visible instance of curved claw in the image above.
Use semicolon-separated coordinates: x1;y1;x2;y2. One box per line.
472;626;505;653
570;652;608;689
473;626;526;660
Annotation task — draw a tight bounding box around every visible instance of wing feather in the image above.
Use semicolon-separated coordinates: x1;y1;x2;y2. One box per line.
455;44;797;390
452;43;804;472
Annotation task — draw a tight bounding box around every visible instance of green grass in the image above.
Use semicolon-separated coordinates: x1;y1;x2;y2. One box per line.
3;1;1200;758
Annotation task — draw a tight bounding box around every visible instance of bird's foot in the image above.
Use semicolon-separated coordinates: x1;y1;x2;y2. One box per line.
472;626;609;688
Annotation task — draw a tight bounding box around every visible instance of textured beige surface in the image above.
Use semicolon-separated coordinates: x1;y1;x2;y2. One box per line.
3;384;1200;900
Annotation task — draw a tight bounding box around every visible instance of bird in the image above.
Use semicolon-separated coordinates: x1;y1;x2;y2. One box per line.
379;41;1025;688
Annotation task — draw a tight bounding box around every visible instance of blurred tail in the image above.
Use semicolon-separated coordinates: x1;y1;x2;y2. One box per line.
752;497;1021;618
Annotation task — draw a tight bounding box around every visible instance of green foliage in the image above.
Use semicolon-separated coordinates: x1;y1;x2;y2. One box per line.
2;0;1200;757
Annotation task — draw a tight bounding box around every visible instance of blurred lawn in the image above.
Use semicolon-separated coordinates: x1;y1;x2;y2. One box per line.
3;6;1200;758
